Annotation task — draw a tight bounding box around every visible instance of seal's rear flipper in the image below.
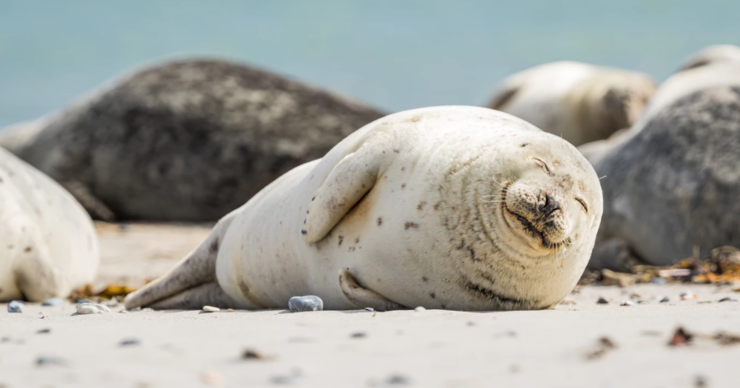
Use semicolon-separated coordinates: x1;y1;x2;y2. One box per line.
148;282;242;310
338;268;406;311
123;216;235;310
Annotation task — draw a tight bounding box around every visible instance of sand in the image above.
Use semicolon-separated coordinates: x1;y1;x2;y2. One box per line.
2;223;739;388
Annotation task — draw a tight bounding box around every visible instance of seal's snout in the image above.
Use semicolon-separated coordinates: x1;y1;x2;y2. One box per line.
502;183;572;250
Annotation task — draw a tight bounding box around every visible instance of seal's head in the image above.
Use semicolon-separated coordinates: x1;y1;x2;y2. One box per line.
571;71;656;142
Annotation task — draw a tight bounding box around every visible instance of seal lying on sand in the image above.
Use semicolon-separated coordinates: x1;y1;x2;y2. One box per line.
487;61;655;146
0;147;98;302
124;106;603;311
581;63;740;270
0;59;384;221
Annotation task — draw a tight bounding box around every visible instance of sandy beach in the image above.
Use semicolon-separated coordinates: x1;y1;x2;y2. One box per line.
1;223;739;388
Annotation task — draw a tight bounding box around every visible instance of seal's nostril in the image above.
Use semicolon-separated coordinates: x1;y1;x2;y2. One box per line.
539;194;561;218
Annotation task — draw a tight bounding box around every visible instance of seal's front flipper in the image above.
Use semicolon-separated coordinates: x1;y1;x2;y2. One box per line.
148;282;242;310
123;216;235;309
338;268;406;311
62;181;116;221
303;140;387;243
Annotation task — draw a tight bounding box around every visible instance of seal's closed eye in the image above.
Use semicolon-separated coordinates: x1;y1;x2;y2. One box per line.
532;157;554;177
575;197;589;214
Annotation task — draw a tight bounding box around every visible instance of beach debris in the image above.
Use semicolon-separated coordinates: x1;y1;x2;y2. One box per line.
36;355;67;367
76;298;94;304
669;327;693;346
75;303;111;315
365;307;375;312
351;332;367;338
680;292;699;300
288;295;323;312
585;336;617;360
41;297;64;307
201;370;223;386
695;375;708;388
7;300;25;313
559;299;576;305
96;284;136;298
719;297;737;302
620;301;634;306
202;306;220;313
384;374;412;386
120;338;141;346
596;297;609;304
36;328;51;334
660;297;670;303
414;306;426;312
650;277;667;285
226;308;235;312
713;332;740;346
601;269;637;287
241;349;265;360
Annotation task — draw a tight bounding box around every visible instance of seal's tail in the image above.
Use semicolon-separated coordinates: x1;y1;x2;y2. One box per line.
123;216;235;310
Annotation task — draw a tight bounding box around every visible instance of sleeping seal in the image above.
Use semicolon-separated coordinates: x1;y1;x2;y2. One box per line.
580;62;740;270
0;59;384;221
124;106;603;311
487;61;655;146
0;147;98;302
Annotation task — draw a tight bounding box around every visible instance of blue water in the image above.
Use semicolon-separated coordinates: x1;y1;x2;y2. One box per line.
1;0;739;128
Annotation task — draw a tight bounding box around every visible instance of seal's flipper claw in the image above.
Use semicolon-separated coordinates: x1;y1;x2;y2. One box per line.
124;215;235;309
338;268;406;311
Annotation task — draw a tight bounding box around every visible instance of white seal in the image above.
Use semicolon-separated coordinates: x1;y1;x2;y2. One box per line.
0;147;99;302
487;61;655;146
125;106;603;311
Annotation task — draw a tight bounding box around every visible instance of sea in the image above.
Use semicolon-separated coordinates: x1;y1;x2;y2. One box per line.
1;0;739;128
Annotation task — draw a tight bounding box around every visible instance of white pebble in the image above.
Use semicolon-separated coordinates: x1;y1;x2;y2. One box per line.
76;303;110;315
203;305;220;313
414;306;426;312
620;301;634;306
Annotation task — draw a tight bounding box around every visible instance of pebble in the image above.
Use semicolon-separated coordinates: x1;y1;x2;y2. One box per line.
650;277;667;285
719;297;737;303
385;375;411;386
597;297;609;304
202;306;220;313
288;295;323;312
120;338;141;346
620;301;634;306
365;307;375;312
36;328;51;334
8;300;25;313
660;297;670;303
351;332;367;338
76;303;111;315
414;306;426;312
75;298;94;304
41;297;64;307
142;308;154;312
36;355;66;367
680;292;699;300
241;349;265;360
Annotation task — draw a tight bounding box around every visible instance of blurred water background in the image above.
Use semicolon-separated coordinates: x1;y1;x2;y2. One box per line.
1;0;739;128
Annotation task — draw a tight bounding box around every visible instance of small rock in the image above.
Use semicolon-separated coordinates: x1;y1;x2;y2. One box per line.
414;306;426;312
75;303;111;315
288;295;323;312
620;301;634;306
203;306;220;313
365;307;375;312
41;297;64;307
596;297;609;304
385;374;411;386
719;297;737;303
668;327;693;346
660;297;670;303
75;298;94;304
241;349;265;360
8;300;25;313
680;292;699;300
226;308;235;312
351;332;367;338
36;355;66;367
142;307;153;312
695;375;708;388
36;328;51;334
119;310;129;314
120;338;141;346
650;277;667;285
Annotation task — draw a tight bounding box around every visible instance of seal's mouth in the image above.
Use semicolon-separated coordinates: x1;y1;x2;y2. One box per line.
500;183;570;250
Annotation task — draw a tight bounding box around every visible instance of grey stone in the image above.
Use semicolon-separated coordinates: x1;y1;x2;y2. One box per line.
0;59;384;221
119;338;141;346
288;295;323;312
8;300;25;313
41;297;64;307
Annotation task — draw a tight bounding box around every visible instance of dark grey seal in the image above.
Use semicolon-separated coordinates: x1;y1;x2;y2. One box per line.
584;79;740;270
0;59;384;221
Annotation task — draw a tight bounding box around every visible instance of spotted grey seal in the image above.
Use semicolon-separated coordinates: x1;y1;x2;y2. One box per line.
0;147;98;302
0;59;384;221
581;62;740;270
487;61;655;146
124;106;603;311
